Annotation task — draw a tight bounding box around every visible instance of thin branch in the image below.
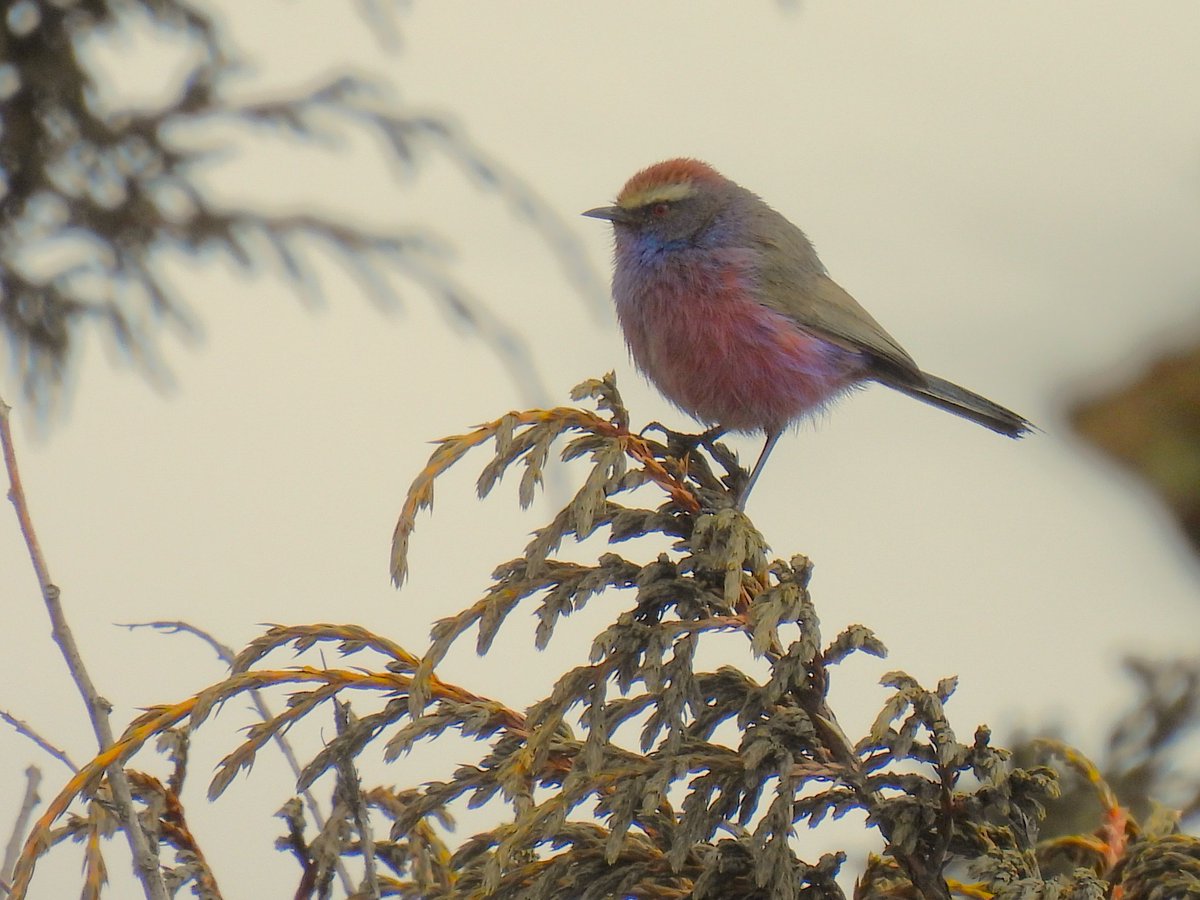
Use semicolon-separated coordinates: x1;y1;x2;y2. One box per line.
0;709;77;773
354;0;404;51
334;701;378;898
0;396;168;900
117;621;237;666
1;767;41;888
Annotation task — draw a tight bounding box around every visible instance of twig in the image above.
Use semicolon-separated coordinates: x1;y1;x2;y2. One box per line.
1;767;41;887
0;395;169;900
333;701;378;898
0;709;77;773
276;798;318;898
120;620;355;896
117;621;236;667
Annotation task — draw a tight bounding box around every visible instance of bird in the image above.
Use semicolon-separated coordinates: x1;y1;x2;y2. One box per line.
583;158;1032;509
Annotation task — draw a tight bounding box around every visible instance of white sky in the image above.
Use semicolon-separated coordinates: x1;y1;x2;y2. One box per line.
2;2;1199;895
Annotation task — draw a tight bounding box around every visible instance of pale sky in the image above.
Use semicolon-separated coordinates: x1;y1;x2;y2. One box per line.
2;2;1199;895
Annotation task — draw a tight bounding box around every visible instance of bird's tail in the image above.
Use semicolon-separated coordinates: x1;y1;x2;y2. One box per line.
885;372;1033;438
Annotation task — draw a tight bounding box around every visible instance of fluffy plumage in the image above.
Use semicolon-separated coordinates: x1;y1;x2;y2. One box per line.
584;158;1031;506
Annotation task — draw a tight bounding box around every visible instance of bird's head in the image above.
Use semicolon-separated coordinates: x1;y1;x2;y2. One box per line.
583;158;736;250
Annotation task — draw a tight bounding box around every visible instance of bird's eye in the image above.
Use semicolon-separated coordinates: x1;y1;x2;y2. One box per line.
650;202;670;217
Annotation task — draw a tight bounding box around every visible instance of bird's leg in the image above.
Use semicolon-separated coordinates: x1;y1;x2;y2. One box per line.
736;428;782;511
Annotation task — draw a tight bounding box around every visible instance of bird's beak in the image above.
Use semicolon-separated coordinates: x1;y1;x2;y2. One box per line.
582;205;634;225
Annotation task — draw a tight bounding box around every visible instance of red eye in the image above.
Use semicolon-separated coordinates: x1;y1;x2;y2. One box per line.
651;202;670;217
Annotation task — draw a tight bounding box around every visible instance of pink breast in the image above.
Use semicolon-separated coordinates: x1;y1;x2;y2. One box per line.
614;251;865;433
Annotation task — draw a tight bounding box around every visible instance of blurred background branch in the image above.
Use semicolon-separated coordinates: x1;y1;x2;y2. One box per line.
0;0;602;411
1071;336;1200;559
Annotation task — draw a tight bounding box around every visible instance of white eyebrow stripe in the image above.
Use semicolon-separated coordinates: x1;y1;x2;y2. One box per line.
620;182;696;208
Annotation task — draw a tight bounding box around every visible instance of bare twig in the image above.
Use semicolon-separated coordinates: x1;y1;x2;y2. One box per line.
0;396;168;900
1;767;41;887
117;621;237;668
0;709;77;773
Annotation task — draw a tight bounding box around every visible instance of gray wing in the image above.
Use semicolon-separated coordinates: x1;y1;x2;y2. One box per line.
736;193;1032;437
746;199;921;379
